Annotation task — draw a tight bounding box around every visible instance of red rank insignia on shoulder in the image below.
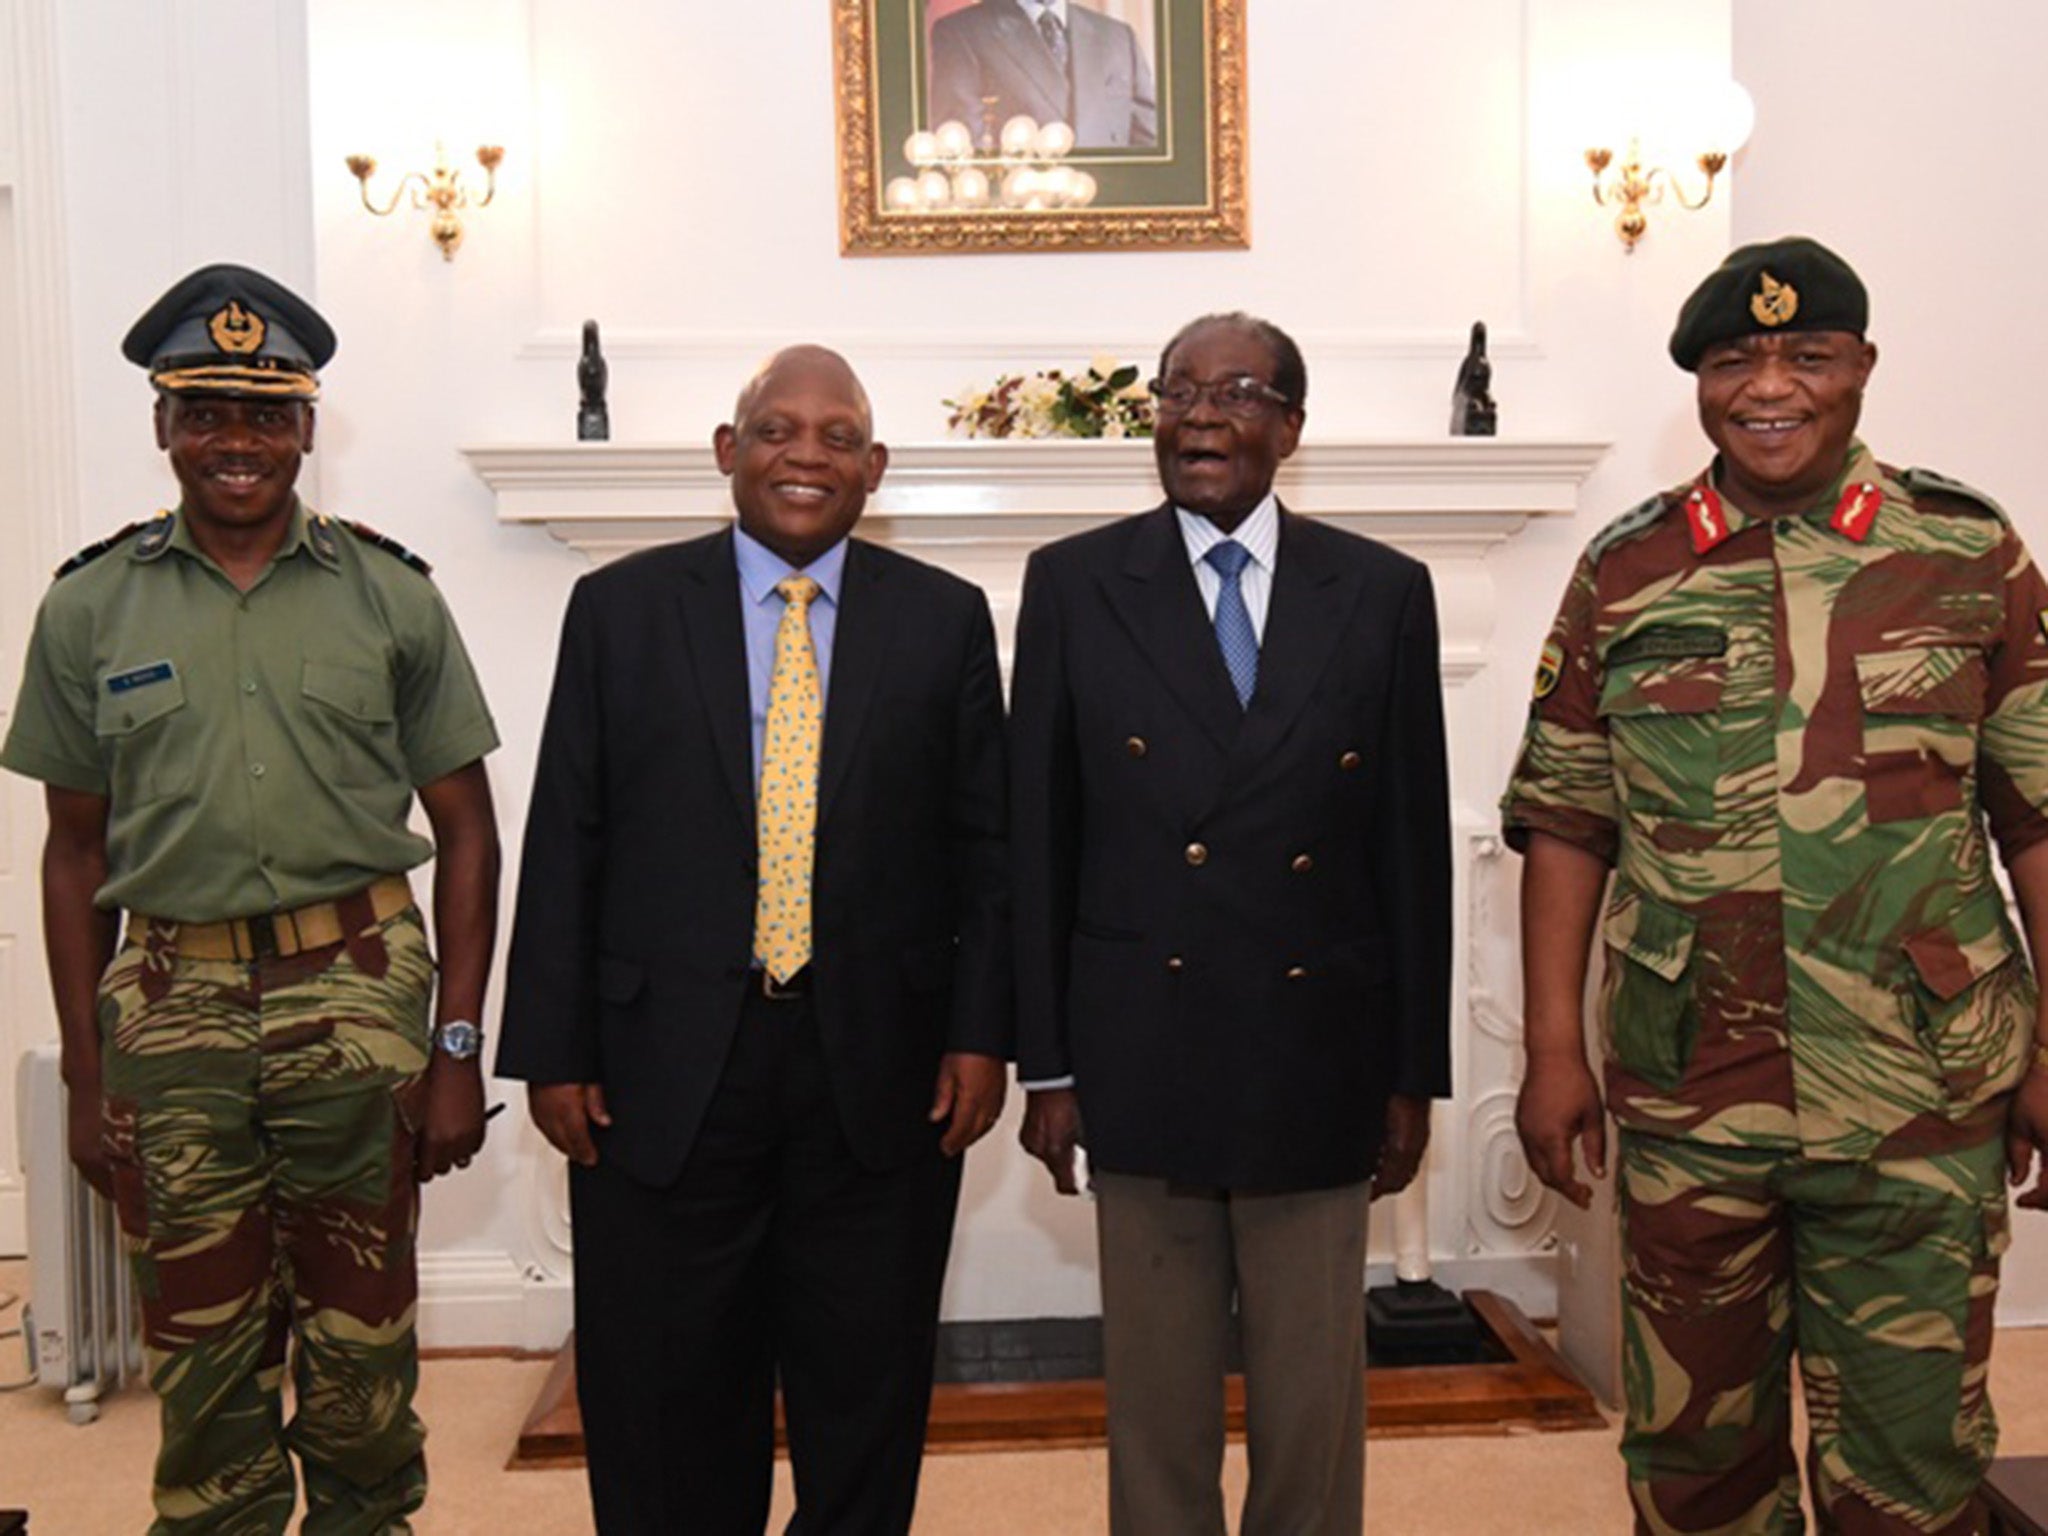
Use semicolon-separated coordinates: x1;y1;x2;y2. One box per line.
1830;481;1881;542
1686;484;1730;554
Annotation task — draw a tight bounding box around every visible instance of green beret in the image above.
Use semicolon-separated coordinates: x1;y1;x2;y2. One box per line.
121;263;335;400
1668;236;1868;371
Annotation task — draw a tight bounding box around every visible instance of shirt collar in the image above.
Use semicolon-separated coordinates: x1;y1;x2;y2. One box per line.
1702;439;1888;544
1015;0;1067;24
734;525;848;608
154;497;321;568
1175;493;1280;574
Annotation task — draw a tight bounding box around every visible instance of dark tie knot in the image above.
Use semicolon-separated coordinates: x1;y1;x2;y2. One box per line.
1205;540;1252;582
776;575;821;608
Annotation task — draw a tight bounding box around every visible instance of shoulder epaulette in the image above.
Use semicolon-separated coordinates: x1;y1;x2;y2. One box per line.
1587;491;1674;562
53;514;159;579
341;518;433;576
1899;466;2010;523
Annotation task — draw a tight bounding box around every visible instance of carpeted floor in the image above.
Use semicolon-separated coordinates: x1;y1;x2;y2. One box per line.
4;1258;2046;1533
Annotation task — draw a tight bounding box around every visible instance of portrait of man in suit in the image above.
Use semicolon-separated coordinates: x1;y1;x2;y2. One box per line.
1009;313;1453;1536
928;0;1158;150
497;345;1011;1535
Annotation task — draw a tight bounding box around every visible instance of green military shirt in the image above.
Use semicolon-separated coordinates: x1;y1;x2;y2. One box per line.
1502;442;2048;1161
1;501;499;922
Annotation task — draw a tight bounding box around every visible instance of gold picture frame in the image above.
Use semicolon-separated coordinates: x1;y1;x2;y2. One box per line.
834;0;1249;256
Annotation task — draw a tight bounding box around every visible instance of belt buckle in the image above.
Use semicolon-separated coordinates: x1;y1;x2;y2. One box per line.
760;969;802;1001
244;912;281;962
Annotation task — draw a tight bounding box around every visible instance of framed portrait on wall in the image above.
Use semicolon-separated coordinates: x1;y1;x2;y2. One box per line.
833;0;1249;255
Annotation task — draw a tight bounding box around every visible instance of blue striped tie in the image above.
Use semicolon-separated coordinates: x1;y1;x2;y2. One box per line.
1205;540;1258;708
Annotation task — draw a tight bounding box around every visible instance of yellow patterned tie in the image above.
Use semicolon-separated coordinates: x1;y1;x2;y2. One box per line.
755;575;823;983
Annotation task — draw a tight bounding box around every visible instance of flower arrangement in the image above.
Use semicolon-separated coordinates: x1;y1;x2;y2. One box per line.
945;356;1155;440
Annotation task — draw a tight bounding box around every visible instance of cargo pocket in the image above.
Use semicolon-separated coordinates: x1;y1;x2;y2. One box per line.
1601;884;1700;1091
1857;646;1981;825
1598;652;1724;820
1901;921;2029;1105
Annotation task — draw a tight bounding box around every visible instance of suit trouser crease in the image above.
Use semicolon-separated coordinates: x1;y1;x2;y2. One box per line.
571;987;960;1536
1095;1171;1370;1536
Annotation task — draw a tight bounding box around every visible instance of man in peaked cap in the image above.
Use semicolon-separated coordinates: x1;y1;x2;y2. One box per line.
1504;235;2048;1532
2;263;501;1532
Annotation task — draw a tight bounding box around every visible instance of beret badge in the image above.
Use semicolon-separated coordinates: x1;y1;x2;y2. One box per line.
1749;272;1799;328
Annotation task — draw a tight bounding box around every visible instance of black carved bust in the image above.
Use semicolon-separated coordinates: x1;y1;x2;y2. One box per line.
577;319;610;442
1451;320;1497;437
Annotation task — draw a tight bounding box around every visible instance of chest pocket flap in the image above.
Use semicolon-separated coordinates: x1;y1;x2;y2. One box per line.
1855;646;1985;718
95;666;187;735
302;660;397;723
1597;635;1726;820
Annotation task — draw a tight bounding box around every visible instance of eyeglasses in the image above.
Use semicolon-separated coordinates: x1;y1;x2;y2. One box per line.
1147;374;1292;417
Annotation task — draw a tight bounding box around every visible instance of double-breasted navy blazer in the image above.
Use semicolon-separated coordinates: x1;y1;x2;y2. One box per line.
497;529;1011;1186
1010;504;1452;1190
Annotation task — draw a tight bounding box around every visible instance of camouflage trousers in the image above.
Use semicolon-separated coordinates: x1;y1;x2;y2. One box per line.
99;904;436;1536
1618;1130;2010;1536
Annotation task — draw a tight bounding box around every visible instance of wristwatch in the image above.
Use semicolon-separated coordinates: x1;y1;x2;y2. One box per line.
433;1020;484;1061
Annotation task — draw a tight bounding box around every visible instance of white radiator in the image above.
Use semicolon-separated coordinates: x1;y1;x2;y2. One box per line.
15;1043;143;1423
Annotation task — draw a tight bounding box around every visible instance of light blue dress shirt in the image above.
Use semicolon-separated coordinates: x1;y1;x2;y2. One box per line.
733;527;846;787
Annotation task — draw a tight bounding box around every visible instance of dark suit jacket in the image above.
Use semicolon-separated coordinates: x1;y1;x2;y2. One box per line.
929;1;1157;150
1010;505;1452;1191
497;530;1011;1186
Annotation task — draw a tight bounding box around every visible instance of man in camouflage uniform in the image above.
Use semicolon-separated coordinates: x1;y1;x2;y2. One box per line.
1;264;501;1534
1504;237;2048;1534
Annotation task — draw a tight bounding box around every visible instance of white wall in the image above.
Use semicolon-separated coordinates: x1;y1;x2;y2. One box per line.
17;0;2044;1342
1733;0;2048;1322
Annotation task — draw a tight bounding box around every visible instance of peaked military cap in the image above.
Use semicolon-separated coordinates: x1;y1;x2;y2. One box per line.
121;263;336;400
1668;236;1868;371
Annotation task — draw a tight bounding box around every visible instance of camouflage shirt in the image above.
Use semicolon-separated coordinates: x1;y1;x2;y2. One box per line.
1503;442;2048;1160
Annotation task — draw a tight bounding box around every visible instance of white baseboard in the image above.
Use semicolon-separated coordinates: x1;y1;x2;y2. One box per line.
415;1251;568;1354
413;1246;1568;1352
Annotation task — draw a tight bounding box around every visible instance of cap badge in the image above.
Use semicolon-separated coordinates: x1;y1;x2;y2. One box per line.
1750;271;1799;328
207;299;266;356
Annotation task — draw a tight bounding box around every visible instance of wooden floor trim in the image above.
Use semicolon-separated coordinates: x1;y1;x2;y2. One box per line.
509;1291;1603;1470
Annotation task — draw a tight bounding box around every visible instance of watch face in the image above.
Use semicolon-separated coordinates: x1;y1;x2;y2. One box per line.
436;1021;483;1060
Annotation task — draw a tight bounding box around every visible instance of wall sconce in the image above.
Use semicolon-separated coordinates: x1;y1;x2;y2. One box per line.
1585;79;1754;252
344;142;504;261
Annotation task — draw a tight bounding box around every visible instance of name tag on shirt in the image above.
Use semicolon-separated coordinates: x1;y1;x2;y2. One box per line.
104;660;176;695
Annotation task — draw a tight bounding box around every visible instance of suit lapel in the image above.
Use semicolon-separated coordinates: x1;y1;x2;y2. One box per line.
674;528;756;837
987;4;1069;117
818;539;894;829
1228;508;1355;776
1102;505;1243;753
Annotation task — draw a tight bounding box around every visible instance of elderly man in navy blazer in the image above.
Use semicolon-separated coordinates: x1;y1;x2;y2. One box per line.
1009;313;1453;1536
929;0;1157;149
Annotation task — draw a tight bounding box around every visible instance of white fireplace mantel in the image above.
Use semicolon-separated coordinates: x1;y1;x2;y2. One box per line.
462;438;1610;567
455;433;1613;1331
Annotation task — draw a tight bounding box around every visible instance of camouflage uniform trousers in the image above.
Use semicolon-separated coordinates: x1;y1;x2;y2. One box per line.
1618;1128;2010;1536
98;903;437;1536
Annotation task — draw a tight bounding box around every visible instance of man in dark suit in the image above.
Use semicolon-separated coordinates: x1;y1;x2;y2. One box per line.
929;0;1157;149
1010;313;1452;1536
497;345;1010;1535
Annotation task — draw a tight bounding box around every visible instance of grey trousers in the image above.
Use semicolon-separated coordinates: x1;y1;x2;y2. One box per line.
1094;1171;1373;1536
